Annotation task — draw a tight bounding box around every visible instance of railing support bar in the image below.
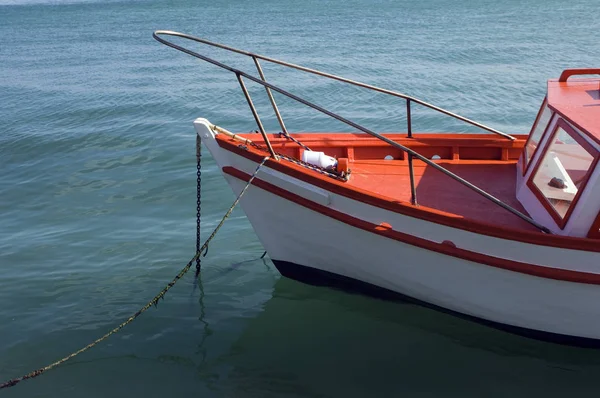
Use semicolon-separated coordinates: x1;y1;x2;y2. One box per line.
253;57;289;135
406;99;412;138
153;31;550;233
152;30;515;141
236;73;279;160
408;154;417;205
234;72;545;231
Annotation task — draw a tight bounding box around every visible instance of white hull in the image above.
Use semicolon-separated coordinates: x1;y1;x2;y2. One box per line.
195;119;600;343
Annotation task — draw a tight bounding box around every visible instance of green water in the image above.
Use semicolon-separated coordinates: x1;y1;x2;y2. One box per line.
2;0;600;396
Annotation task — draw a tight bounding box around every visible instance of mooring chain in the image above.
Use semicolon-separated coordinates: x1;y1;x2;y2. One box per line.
280;152;350;181
241;127;346;181
247;140;349;181
0;156;270;390
277;131;311;151
196;135;202;273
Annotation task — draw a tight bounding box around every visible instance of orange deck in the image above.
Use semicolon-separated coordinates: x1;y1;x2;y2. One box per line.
237;132;538;231
347;159;537;231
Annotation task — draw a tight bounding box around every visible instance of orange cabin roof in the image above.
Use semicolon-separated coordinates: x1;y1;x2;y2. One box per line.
547;70;600;146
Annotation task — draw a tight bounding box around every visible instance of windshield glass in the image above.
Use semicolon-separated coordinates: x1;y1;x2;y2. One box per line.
524;102;553;171
531;120;595;221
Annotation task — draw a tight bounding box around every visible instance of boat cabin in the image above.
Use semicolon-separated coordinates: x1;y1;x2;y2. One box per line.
516;69;600;238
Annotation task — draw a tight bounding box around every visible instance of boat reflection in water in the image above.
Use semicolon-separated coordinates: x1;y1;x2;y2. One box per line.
200;260;600;397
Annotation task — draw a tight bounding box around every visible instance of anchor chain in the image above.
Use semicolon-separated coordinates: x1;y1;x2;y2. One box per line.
247;139;349;181
277;130;311;151
196;135;202;274
0;156;270;390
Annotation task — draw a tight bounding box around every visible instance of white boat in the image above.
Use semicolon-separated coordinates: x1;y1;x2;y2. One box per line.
154;31;600;346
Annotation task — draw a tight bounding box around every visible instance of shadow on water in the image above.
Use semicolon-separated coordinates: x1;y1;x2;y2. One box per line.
194;260;600;397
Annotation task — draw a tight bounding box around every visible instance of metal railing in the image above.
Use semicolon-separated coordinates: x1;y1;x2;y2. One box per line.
153;30;550;233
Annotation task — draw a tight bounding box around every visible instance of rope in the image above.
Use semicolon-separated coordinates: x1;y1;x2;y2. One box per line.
0;156;269;390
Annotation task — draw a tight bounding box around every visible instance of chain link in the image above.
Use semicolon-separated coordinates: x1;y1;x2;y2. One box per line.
247;139;349;181
277;130;311;151
196;135;202;273
0;156;270;391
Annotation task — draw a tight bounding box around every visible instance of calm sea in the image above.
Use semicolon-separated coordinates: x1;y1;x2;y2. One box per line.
2;0;600;396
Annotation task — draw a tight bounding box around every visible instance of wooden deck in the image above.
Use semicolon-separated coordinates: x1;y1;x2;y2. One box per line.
233;131;537;231
347;159;538;231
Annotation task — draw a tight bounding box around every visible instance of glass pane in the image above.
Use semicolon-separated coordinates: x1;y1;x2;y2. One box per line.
525;105;552;167
532;125;594;219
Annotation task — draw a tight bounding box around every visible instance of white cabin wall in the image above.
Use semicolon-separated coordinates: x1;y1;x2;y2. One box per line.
565;169;600;237
516;183;565;234
516;156;525;187
562;125;600;237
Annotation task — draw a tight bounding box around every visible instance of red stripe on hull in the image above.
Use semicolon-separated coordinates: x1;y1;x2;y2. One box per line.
223;166;600;285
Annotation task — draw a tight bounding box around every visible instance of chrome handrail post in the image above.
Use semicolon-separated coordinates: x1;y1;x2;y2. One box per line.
407;98;416;204
252;56;289;135
236;73;279;160
406;99;412;138
408;154;417;205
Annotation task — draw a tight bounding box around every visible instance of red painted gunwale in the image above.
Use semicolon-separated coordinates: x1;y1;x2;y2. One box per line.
224;166;600;284
526;118;600;230
215;134;600;252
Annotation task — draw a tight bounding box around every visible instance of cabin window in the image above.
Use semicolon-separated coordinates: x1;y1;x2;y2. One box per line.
528;119;597;227
523;99;553;173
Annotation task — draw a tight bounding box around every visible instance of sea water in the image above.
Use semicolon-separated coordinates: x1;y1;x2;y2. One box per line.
2;0;600;396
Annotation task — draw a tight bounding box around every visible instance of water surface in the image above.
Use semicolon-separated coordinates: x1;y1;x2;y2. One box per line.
1;0;600;396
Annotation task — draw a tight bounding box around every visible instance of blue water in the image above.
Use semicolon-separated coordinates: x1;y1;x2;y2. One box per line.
2;0;600;396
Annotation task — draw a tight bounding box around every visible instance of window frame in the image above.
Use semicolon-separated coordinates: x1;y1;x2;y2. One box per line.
526;118;600;229
589;212;600;239
523;97;554;175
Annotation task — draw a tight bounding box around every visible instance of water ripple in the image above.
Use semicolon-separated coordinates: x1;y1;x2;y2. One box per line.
2;0;600;395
